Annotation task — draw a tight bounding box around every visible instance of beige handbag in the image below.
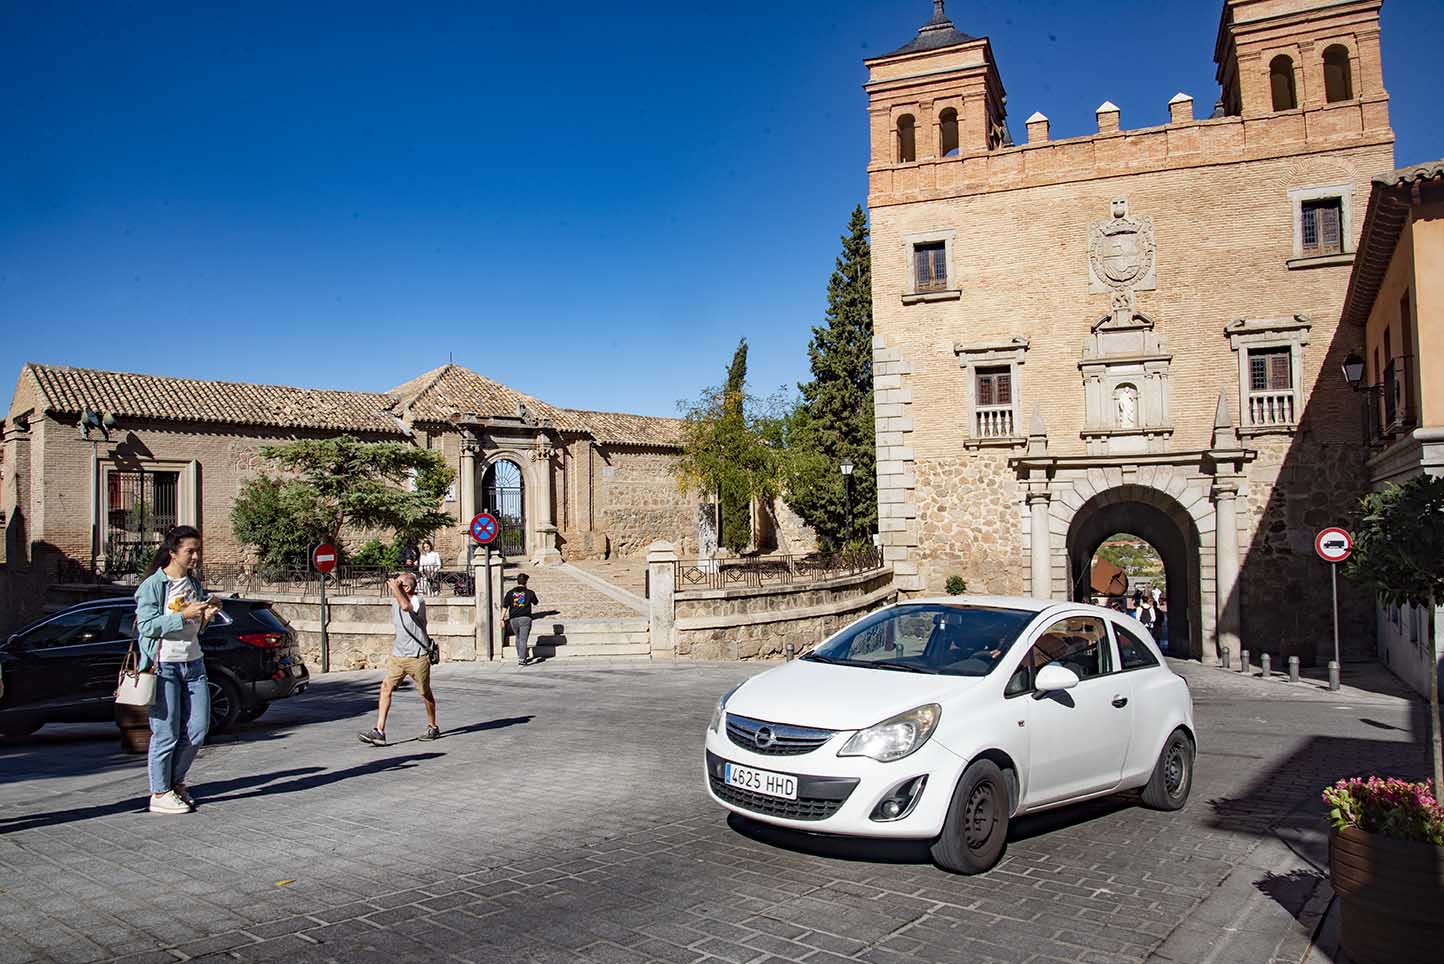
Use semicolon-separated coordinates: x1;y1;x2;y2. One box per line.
115;644;157;707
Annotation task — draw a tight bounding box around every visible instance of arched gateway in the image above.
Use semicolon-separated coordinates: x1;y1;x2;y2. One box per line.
1010;414;1251;664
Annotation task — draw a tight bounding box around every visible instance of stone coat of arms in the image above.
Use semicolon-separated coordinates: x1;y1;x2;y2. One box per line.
1088;198;1157;293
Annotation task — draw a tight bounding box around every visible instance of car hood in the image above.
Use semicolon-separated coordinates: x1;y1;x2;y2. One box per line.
725;659;987;731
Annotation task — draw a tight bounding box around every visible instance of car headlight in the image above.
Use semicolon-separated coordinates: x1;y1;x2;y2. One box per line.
709;683;743;734
838;704;941;762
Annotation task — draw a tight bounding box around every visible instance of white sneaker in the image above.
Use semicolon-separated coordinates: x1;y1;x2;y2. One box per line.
149;790;191;814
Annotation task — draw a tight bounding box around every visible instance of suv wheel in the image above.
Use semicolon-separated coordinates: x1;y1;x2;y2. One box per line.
208;677;243;734
238;702;270;724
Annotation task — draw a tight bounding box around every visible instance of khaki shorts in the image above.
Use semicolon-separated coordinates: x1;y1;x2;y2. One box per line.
382;655;434;698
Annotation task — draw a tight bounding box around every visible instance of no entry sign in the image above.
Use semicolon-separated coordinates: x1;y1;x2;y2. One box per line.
312;542;338;574
1314;527;1353;564
470;512;499;545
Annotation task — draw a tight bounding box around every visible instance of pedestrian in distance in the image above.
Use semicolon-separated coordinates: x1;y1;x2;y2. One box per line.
359;573;441;745
505;573;540;667
417;539;442;595
134;525;223;814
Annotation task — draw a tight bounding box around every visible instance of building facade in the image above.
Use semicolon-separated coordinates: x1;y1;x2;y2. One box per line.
1339;159;1444;695
866;0;1394;664
2;363;700;581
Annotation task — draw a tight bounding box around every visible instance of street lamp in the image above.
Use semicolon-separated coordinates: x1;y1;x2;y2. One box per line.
1340;352;1368;390
839;458;854;549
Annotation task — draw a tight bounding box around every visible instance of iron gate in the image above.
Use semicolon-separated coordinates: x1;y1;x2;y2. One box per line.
105;469;179;574
483;459;526;556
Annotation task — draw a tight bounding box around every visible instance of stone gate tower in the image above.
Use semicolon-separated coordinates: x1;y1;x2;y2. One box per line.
865;0;1393;665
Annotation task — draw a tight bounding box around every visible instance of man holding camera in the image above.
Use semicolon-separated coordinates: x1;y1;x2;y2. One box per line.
358;572;441;745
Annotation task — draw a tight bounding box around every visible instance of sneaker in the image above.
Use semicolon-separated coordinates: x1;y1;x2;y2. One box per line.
418;726;442;742
149;790;190;815
358;728;387;746
172;783;197;809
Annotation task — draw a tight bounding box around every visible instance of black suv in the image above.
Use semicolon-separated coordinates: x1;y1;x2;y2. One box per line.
0;596;309;738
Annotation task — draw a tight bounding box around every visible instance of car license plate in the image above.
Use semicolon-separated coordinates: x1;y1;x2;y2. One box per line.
724;762;798;800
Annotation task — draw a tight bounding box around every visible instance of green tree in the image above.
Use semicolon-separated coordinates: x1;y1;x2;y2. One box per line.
231;436;456;568
674;339;780;553
1344;475;1444;794
784;205;876;548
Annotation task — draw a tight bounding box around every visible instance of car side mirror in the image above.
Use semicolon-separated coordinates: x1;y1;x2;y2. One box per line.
1034;663;1080;694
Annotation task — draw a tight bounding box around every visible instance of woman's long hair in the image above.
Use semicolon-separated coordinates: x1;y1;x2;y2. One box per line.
143;525;202;579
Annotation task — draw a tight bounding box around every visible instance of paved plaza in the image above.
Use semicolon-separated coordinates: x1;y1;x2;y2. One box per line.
0;659;1434;964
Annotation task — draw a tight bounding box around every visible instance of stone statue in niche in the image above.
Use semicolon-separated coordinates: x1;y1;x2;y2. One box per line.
1114;384;1139;428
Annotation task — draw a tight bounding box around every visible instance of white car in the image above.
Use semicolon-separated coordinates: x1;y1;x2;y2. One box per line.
703;596;1196;874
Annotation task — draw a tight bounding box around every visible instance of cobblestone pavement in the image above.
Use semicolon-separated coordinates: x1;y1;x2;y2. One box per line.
0;659;1432;964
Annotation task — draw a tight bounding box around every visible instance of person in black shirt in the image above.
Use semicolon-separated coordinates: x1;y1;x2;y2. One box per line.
505;573;541;666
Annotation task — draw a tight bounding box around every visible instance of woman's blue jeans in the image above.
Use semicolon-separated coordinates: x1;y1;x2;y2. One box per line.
148;659;210;795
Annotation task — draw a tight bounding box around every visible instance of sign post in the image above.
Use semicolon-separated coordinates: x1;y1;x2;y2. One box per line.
1315;527;1353;691
469;513;500;661
312;542;338;673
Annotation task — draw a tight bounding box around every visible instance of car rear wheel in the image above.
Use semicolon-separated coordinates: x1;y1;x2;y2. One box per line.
238;702;270;724
931;759;1010;875
1141;728;1194;811
208;677;242;735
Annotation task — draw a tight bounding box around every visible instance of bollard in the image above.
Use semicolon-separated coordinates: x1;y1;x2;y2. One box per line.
1288;656;1300;683
784;641;795;662
1240;649;1250;674
1328;660;1340;691
1261;653;1271;678
1221;646;1231;670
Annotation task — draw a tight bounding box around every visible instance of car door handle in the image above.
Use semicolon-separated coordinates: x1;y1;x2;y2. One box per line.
1111;695;1128;708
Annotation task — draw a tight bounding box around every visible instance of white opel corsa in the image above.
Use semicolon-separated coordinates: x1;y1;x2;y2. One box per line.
703;596;1196;874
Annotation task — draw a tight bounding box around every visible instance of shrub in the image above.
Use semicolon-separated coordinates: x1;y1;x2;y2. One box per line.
945;575;968;595
1322;776;1444;845
351;539;401;571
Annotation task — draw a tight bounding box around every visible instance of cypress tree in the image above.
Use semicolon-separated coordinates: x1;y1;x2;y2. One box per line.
785;205;876;548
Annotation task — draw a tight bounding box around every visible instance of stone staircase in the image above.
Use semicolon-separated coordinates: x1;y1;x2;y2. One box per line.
497;562;650;661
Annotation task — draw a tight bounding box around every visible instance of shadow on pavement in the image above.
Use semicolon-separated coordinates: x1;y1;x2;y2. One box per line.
1256;868;1328;923
200;752;444;804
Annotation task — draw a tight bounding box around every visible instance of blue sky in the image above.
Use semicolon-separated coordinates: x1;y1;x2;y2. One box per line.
3;1;1442;418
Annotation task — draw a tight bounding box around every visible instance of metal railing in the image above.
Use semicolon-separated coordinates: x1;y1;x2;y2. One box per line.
676;547;885;592
199;564;475;598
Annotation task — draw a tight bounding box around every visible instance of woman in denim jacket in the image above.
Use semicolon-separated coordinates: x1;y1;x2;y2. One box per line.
134;525;220;814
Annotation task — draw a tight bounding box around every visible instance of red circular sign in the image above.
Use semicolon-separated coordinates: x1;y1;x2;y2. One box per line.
1314;527;1353;564
312;542;339;574
469;512;499;545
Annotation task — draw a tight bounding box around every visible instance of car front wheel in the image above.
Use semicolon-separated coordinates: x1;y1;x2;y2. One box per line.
1140;728;1194;811
931;759;1010;875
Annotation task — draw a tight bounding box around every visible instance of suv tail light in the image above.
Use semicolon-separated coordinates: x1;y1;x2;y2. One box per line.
239;632;287;648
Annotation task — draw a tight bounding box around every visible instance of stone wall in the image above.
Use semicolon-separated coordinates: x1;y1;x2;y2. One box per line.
673;567;896;661
595;447;699;558
270;595;479;671
913;452;1026;596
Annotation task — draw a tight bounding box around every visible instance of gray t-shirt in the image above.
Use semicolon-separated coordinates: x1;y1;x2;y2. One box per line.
391;596;430;658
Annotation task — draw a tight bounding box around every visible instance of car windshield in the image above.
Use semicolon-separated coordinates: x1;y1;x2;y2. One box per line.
804;604;1036;677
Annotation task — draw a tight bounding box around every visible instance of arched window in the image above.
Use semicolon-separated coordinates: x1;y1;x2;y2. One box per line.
896;114;916;163
938;108;959;157
1323;45;1353;102
1270;55;1298;111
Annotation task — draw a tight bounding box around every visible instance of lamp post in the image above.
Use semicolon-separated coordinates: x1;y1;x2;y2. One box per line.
840;458;854;549
80;409;115;579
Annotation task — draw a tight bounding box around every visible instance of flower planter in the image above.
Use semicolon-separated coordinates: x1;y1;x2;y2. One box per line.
1329;825;1444;964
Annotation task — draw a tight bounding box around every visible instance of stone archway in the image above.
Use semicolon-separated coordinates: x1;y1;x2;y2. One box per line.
1065;486;1201;658
482;458;526;557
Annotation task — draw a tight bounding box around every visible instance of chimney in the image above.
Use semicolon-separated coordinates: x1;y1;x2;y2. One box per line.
1096;100;1120;134
1169;92;1194;124
1025;111;1049;144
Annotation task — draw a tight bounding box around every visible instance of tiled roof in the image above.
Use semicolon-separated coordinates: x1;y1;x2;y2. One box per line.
562;408;683;447
877;1;977;58
13;362;685;448
18;364;405;434
1341;159;1444;328
390;364;584;430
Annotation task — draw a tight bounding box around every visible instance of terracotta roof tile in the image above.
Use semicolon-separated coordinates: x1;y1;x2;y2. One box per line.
562;408;684;447
20;364;404;434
